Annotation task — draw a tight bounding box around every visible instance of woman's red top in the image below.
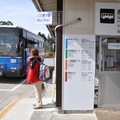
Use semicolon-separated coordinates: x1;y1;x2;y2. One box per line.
26;56;41;84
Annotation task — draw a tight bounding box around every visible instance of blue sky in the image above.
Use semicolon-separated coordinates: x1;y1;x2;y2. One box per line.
0;0;50;37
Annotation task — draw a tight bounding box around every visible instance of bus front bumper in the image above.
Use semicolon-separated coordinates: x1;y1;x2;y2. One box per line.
0;70;22;77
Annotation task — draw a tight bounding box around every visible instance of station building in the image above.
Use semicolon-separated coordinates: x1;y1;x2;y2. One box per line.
32;0;120;110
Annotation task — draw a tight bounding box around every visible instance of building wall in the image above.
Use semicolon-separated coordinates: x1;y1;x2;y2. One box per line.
63;0;120;34
62;0;120;109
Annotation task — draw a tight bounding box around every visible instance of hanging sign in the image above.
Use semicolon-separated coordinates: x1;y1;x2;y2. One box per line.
36;12;52;24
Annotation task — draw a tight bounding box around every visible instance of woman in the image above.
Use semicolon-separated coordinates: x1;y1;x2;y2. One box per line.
26;48;42;109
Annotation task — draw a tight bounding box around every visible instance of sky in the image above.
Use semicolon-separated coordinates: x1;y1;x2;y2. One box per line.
0;0;50;37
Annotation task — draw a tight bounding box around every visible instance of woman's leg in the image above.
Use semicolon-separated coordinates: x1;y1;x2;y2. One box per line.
33;81;42;108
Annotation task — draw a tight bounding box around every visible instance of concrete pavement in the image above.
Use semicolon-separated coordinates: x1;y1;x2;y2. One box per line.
0;81;97;120
95;109;120;120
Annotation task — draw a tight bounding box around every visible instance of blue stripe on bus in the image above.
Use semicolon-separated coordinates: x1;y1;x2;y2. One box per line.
0;57;22;70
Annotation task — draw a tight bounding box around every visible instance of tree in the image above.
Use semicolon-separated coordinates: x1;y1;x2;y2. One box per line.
45;36;55;54
38;32;47;41
38;32;55;57
0;21;13;25
7;21;13;25
47;37;55;46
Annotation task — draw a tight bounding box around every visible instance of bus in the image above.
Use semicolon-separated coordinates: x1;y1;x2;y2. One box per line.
101;13;114;19
0;26;44;77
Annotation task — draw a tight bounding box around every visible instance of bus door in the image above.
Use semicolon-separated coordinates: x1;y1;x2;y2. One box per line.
19;37;26;76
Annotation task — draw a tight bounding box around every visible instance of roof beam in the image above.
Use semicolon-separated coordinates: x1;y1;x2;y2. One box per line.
32;0;43;11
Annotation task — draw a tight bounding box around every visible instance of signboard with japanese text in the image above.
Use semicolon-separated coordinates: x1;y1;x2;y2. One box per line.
36;12;52;24
62;34;95;110
95;3;120;35
108;43;120;49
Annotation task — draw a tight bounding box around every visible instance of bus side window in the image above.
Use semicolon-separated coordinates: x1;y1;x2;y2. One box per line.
39;41;42;48
34;40;39;48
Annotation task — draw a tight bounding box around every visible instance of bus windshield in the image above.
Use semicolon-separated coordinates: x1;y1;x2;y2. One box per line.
0;34;19;57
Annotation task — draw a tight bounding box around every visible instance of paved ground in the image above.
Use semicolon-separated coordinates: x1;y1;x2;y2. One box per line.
0;79;97;120
1;78;120;120
95;109;120;120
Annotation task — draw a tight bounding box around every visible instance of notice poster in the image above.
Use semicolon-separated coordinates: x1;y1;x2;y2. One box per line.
64;35;95;82
63;34;95;110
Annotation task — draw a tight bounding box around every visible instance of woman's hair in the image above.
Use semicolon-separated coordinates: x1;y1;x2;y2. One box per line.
31;48;39;56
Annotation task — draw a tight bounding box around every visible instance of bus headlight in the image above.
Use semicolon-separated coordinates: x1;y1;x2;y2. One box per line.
10;67;17;70
0;64;4;69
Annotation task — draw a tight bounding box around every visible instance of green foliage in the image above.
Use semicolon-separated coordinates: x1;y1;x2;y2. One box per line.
38;32;47;41
0;21;13;25
38;32;55;58
44;52;54;58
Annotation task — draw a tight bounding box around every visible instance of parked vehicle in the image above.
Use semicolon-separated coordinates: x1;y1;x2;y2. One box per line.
0;26;44;77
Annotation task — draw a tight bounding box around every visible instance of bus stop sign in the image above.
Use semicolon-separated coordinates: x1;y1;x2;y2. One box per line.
36;12;52;25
